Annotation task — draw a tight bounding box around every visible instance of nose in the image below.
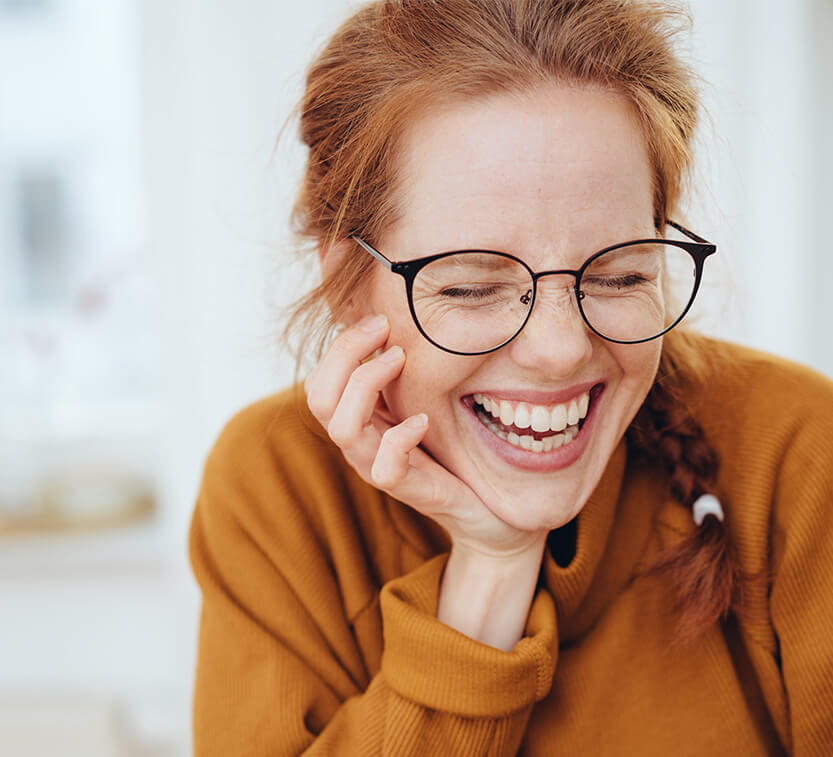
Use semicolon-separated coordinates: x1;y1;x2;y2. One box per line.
506;277;593;378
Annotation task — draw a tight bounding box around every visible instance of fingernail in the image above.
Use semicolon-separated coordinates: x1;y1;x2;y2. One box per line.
358;314;388;332
405;413;427;429
379;345;404;363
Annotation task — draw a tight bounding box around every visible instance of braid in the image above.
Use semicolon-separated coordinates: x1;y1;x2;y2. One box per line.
628;359;743;643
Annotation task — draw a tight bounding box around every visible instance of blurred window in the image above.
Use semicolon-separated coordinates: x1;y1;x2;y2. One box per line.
18;168;69;305
0;0;157;531
0;0;50;12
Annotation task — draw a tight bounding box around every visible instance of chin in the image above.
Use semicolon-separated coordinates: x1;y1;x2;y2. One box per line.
442;385;618;532
472;467;597;531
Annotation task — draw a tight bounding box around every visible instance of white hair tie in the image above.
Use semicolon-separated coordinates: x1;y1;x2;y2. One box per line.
692;493;724;526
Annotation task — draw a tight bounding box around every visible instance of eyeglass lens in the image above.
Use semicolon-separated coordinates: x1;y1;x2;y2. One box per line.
409;243;697;353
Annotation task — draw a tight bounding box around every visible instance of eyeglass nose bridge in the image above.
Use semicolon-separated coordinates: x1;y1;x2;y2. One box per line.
522;268;583;309
512;268;587;346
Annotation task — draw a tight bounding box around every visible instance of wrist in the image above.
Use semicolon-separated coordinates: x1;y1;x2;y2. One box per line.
437;535;547;651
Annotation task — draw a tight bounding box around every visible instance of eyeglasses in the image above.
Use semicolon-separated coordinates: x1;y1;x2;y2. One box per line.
351;220;716;356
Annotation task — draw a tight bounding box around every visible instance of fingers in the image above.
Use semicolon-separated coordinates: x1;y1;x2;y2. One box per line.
327;345;405;445
305;313;447;515
370;414;429;490
305;313;390;425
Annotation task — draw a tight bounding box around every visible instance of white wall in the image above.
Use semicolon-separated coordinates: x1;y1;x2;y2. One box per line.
1;2;359;755
684;0;833;377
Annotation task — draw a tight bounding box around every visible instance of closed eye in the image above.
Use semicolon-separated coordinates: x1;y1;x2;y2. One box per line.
585;273;650;289
438;285;502;298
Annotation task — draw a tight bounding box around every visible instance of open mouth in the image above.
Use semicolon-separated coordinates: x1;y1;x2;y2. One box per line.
468;385;603;453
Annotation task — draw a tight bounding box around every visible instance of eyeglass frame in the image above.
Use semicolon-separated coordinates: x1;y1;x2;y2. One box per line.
351;219;717;356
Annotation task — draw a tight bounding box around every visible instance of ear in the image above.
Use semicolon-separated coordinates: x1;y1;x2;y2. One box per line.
318;238;368;326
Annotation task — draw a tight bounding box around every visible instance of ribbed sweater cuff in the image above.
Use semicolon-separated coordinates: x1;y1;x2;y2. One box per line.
380;554;557;718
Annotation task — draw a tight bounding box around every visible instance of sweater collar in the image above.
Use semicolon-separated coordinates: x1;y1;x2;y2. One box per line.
386;433;665;645
543;438;667;644
541;438;625;631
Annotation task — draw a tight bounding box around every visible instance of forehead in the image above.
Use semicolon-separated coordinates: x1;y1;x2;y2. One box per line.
384;82;655;264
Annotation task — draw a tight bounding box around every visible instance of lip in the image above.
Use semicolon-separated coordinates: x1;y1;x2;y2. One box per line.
460;383;605;473
466;380;600;407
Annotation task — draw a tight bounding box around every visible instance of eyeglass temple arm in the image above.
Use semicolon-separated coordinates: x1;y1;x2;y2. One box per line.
352;235;393;269
353;225;712;268
666;219;711;245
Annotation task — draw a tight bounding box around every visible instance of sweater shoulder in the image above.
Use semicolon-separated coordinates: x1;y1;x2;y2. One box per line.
684;336;833;436
680;337;833;567
194;385;402;619
203;383;333;481
197;384;380;555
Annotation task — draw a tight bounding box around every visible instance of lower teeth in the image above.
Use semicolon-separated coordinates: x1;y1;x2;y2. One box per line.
479;411;579;452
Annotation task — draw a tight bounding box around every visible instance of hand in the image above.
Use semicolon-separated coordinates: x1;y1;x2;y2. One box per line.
304;314;545;557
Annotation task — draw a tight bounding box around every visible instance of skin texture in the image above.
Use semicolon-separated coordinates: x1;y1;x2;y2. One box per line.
306;82;663;648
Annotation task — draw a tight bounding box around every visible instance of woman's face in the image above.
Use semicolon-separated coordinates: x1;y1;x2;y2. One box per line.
364;82;662;532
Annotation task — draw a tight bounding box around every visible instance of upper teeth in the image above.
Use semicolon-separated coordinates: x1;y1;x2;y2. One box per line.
473;391;589;432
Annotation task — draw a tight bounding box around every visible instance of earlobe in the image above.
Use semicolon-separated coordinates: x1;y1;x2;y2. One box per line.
318;238;369;326
318;238;350;278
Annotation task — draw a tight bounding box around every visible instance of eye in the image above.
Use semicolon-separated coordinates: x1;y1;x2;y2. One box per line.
597;273;649;288
582;272;652;291
438;285;503;298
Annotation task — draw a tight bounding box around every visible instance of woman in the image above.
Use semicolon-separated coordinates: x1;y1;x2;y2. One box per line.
189;1;833;754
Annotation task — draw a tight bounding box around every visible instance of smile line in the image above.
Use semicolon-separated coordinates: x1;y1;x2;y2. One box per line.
470;388;599;454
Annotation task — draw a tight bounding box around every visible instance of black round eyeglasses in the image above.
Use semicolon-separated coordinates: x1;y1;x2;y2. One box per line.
351;220;717;356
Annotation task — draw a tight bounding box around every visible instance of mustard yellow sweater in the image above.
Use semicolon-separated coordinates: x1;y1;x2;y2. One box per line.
190;339;833;756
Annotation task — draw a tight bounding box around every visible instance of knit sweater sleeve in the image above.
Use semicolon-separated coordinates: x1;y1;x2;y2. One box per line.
768;366;833;755
189;394;556;756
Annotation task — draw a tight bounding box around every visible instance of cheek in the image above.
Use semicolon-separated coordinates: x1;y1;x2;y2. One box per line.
367;275;416;345
381;332;483;429
378;301;446;419
384;345;468;418
611;341;661;397
372;281;464;404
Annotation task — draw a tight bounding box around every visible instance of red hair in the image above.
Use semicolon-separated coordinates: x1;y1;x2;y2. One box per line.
285;0;742;640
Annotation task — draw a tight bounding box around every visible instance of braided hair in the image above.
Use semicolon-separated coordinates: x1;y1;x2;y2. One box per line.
628;335;745;642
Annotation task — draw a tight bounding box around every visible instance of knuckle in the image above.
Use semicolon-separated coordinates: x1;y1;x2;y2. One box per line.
428;476;448;509
370;461;395;491
347;364;378;392
326;417;354;446
331;328;369;359
381;424;407;452
371;435;399;489
327;336;353;361
305;392;331;423
343;362;387;401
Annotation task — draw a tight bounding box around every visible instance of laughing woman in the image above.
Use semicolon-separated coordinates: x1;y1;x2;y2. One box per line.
189;1;833;754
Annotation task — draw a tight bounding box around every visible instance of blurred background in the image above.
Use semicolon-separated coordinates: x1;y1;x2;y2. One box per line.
0;0;830;754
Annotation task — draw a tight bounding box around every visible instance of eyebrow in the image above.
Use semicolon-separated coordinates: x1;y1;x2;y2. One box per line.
409;227;659;258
